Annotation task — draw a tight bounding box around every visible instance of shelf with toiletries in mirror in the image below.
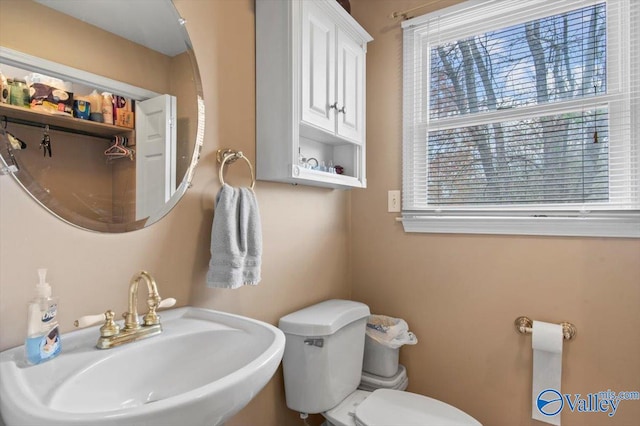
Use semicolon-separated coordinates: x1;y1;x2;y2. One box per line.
0;103;133;140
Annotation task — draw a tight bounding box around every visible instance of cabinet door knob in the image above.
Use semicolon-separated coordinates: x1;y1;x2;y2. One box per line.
329;102;338;110
338;106;346;114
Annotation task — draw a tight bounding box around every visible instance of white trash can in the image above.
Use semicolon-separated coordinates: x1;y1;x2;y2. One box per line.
362;315;417;378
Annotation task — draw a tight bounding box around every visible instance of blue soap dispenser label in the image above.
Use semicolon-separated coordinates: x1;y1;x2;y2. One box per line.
26;326;61;364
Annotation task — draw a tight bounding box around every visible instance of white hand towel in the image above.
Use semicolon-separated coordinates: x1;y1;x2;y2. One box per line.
206;184;262;288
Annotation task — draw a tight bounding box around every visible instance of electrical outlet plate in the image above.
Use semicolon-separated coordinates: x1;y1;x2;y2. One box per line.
388;190;401;212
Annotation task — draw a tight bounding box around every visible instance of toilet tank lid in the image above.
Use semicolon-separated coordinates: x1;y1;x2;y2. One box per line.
278;299;370;336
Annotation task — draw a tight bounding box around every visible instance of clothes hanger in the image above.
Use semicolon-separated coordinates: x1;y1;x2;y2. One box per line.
105;136;134;160
105;136;128;156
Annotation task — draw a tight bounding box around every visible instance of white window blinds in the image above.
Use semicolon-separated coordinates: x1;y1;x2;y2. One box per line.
401;0;640;237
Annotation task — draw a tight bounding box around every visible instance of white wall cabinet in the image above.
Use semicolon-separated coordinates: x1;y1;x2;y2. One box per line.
256;0;372;189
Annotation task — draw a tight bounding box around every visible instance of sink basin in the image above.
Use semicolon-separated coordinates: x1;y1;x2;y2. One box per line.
0;307;285;426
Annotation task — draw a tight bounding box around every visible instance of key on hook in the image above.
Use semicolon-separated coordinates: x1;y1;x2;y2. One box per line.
40;133;52;157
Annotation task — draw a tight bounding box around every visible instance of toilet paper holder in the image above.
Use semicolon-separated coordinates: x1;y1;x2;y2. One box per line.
514;316;577;341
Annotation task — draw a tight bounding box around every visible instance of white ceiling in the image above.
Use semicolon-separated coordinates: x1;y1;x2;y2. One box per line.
34;0;188;57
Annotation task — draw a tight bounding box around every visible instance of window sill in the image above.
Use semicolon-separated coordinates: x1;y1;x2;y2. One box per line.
399;213;640;238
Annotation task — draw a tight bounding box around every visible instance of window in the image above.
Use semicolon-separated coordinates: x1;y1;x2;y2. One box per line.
402;0;639;237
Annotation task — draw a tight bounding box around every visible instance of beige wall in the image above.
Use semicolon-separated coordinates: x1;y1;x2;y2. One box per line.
349;1;640;426
1;1;638;426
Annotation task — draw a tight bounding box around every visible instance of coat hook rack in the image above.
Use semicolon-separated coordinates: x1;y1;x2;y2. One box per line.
2;115;113;140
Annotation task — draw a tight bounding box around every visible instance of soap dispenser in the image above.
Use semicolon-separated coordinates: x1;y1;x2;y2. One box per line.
25;268;61;364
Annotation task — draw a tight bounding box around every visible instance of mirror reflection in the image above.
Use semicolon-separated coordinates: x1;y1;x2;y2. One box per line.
0;0;203;232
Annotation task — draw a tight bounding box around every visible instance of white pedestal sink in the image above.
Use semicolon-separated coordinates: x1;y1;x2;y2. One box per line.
0;307;285;426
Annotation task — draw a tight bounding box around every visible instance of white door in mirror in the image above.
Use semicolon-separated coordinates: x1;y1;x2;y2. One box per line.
136;95;177;220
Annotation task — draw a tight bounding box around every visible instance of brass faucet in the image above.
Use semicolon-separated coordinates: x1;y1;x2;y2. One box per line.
123;270;162;331
73;271;173;349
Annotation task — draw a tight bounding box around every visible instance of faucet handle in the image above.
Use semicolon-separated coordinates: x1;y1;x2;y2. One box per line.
74;310;120;337
142;297;177;326
74;312;108;328
100;310;120;337
158;298;177;309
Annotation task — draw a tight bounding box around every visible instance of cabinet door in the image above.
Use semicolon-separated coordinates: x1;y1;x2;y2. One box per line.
336;28;364;143
301;1;335;134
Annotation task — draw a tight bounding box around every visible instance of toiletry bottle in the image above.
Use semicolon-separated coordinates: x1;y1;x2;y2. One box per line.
10;78;29;108
25;269;61;365
0;70;8;104
101;92;114;125
88;89;103;122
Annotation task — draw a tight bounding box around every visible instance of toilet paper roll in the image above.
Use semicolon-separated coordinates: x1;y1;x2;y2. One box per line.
531;321;564;426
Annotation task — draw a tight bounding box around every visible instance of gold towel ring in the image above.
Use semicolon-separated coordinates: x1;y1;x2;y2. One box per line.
216;149;256;189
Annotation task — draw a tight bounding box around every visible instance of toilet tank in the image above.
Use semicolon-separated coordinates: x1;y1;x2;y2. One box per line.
278;299;370;414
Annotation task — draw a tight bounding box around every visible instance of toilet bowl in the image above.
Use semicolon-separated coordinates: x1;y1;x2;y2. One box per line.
324;389;480;426
279;300;481;426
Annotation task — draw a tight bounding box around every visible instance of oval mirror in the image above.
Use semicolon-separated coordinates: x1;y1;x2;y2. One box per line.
0;0;204;233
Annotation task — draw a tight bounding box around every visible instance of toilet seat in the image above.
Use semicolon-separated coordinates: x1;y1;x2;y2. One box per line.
355;389;481;426
324;389;481;426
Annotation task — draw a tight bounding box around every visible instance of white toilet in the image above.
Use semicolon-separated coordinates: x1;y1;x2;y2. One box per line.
278;299;482;426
